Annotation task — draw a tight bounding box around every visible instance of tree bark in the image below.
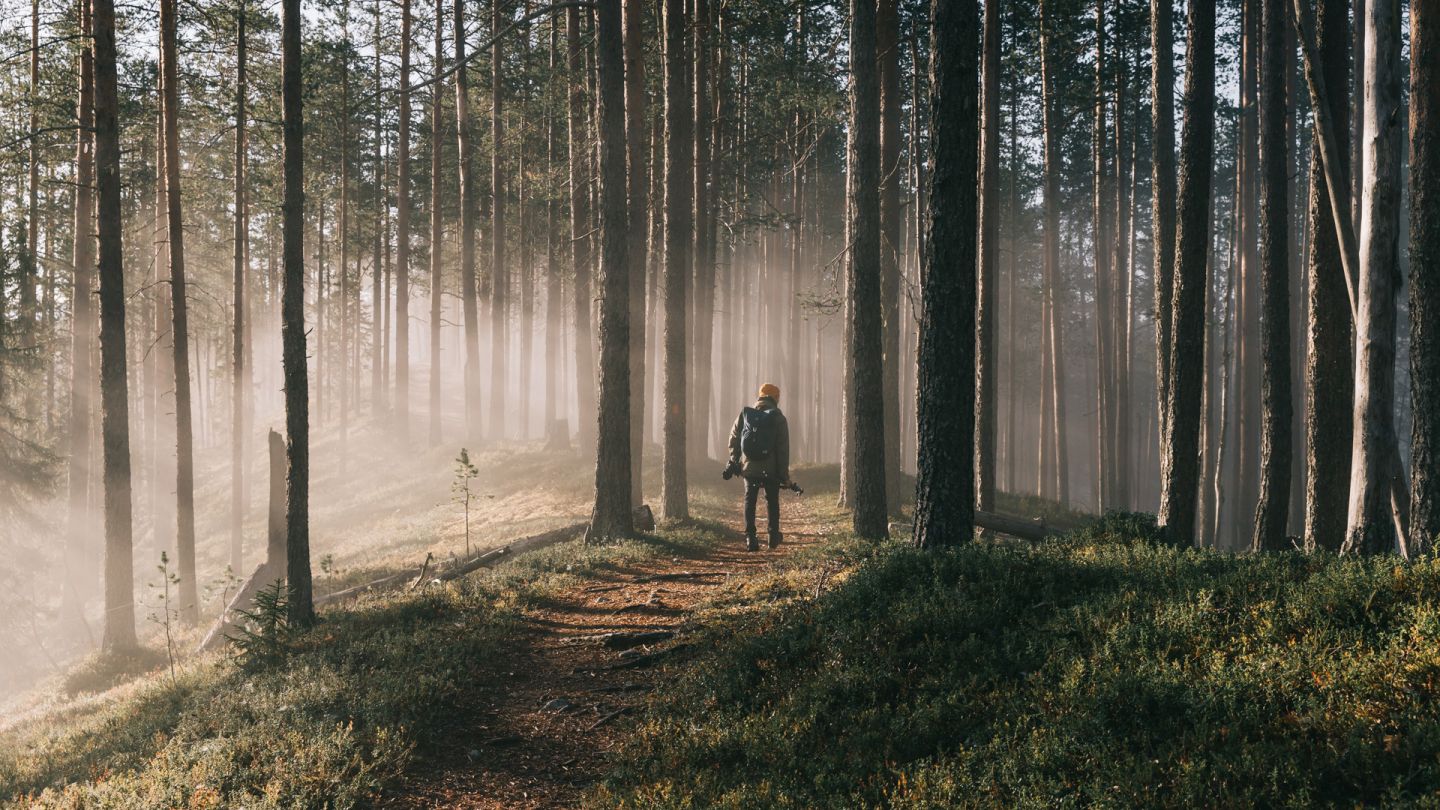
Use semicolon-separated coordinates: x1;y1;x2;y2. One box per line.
161;0;199;623
569;6;598;455
1152;0;1176;452
976;0;1000;520
912;0;978;549
1301;0;1352;551
281;0;314;626
1411;0;1440;557
95;0;135;652
588;0;634;542
456;0;483;443
430;0;445;446
878;0;905;515
624;0;648;506
1343;0;1406;555
231;0;250;574
1158;0;1215;546
396;0;413;440
848;0;888;539
66;0;96;620
1253;0;1291;550
1038;0;1069;507
660;0;691;519
491;0;509;440
690;0;716;465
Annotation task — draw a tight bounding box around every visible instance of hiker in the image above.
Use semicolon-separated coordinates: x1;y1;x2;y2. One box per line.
726;383;792;552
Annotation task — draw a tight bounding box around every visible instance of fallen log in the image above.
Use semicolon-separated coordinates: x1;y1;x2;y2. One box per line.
890;511;1059;543
975;510;1054;542
319;521;588;606
196;561;283;654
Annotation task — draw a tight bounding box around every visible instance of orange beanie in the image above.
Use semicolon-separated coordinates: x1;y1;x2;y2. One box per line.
758;383;781;401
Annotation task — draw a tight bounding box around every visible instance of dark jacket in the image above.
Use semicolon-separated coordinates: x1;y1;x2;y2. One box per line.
728;397;790;484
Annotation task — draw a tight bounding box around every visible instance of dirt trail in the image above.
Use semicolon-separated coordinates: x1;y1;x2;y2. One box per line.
382;504;823;808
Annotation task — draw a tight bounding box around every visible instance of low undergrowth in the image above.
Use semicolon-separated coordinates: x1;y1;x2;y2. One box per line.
0;522;723;808
596;514;1440;808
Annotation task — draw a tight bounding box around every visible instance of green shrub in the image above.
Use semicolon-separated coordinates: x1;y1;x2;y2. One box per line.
597;531;1440;808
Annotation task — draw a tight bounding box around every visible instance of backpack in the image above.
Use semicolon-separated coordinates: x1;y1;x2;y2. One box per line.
740;407;775;461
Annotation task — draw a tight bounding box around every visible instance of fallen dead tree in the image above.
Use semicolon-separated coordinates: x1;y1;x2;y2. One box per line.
889;511;1064;543
975;510;1054;542
197;521;588;654
317;521;589;606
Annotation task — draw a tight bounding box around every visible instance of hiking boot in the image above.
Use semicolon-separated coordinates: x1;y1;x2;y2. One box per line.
768;533;783;549
746;535;760;552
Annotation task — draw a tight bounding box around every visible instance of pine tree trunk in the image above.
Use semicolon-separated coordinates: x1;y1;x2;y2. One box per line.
848;0;888;539
1113;49;1133;509
1093;0;1113;511
1344;0;1406;555
975;0;999;521
878;0;904;515
1158;0;1215;546
231;0;249;574
161;0;199;623
281;0;313;626
372;3;386;415
456;0;483;443
588;0;633;542
66;0;97;619
912;0;978;549
624;0;648;506
1039;0;1069;507
546;20;563;432
396;0;413;440
1152;0;1176;452
429;0;445;446
661;0;692;519
1410;0;1440;556
490;0;508;440
95;0;135;652
569;6;598;454
339;9;353;460
1253;0;1291;551
690;0;716;465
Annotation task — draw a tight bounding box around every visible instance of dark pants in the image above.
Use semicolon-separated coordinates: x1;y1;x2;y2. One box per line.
744;478;781;541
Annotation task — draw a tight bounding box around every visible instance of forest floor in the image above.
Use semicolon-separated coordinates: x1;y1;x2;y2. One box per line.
381;499;830;808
